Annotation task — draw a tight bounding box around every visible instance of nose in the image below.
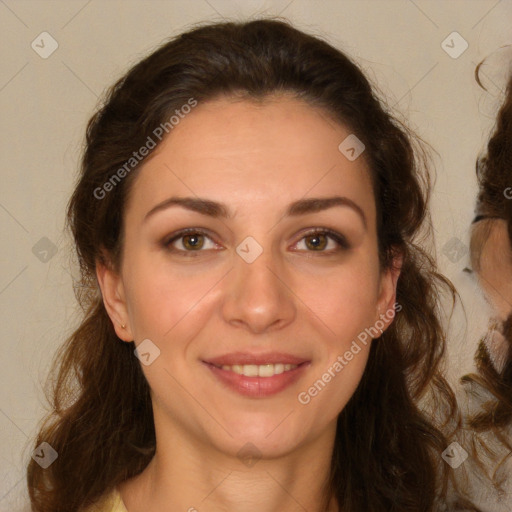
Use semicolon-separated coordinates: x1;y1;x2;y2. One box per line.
221;241;296;334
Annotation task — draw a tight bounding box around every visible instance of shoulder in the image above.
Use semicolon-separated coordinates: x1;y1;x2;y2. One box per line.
450;379;512;512
81;487;128;512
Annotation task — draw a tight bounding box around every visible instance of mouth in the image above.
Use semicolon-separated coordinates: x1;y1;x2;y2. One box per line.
201;353;311;397
203;351;310;367
210;362;302;377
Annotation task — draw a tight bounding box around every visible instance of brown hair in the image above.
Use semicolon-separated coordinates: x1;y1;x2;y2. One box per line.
463;63;512;491
472;61;512;244
27;18;463;511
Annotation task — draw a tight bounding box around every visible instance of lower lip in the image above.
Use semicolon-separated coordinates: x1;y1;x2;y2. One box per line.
203;362;310;398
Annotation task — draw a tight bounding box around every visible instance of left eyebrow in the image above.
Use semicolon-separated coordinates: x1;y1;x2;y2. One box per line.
144;195;367;229
286;196;367;229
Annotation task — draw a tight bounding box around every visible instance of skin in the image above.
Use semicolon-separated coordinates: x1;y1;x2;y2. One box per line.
97;93;401;512
470;218;512;370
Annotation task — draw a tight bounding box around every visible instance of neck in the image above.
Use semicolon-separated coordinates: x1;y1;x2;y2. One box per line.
119;406;339;512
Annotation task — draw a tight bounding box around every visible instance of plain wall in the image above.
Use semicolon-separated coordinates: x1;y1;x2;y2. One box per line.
1;0;511;509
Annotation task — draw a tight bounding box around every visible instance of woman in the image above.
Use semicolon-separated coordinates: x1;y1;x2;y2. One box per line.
27;18;465;512
458;64;512;510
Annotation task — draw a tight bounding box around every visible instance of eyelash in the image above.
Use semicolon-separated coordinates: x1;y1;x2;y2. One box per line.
162;227;350;257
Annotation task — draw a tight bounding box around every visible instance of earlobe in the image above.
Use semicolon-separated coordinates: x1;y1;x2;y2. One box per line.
376;252;403;333
95;259;133;342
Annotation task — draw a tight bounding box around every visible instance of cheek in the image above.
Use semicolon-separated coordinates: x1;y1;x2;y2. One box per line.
124;246;228;350
478;257;510;317
295;258;380;338
124;260;222;341
296;328;371;420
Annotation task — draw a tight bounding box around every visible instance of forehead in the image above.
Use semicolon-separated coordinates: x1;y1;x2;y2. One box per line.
126;93;376;224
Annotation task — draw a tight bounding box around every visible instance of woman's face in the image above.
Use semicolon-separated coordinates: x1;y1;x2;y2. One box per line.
470;218;512;369
98;93;400;460
471;218;512;323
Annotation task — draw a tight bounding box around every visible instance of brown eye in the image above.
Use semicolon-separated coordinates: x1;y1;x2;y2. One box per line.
181;233;205;250
304;233;328;251
294;229;350;254
164;229;217;255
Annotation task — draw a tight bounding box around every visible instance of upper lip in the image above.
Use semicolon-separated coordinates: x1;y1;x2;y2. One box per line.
204;352;310;366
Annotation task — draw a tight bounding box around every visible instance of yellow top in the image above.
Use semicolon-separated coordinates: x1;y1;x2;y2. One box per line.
83;487;128;512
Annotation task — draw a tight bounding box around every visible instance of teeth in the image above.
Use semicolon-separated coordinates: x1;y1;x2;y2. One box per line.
219;363;298;377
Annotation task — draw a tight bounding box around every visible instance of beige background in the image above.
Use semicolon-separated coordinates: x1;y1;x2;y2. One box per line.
1;0;511;509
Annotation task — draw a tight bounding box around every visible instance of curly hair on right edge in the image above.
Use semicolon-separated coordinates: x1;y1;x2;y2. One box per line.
26;18;473;512
473;61;512;243
462;62;512;495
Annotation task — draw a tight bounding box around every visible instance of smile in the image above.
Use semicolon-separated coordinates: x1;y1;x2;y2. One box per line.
214;363;298;377
204;361;310;397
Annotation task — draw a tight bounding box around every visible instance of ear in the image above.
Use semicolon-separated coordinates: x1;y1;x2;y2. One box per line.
375;250;403;332
96;257;133;342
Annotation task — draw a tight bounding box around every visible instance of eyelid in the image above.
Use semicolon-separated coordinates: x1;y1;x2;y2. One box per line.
291;227;350;252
